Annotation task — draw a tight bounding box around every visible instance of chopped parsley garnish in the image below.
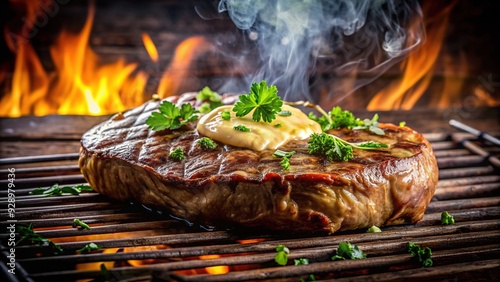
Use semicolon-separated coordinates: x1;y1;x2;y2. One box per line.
77;242;102;254
232;80;283;123
278;110;292;117
274;123;282;128
408;242;433;267
73;218;91;230
146;101;199;131
308;132;388;162
275;244;289;266
17;224;63;255
221;109;231;120
29;184;93;197
196;86;223;113
441;211;455;225
308;106;384;135
170;147;185;161
332;242;366;260
273;149;296;170
366;225;382;233
197;137;217;149
294;258;309;265
399;121;406;127
234;125;250;132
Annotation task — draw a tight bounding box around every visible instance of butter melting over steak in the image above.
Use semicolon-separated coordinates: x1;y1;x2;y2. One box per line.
79;97;438;233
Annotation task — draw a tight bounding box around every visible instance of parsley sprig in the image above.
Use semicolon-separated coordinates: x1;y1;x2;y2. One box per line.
233;81;283;123
17;224;63;255
308;132;388;161
146;101;198;131
305;104;384;135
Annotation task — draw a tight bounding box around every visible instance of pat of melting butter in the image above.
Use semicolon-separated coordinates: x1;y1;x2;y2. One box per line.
197;105;322;151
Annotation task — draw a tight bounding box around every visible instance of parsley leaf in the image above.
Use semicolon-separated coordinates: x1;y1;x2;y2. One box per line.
353;114;385;136
408;242;433;267
308;133;388;161
275;244;290;266
73;218;91;230
232;81;283;123
441;211;455;225
196;86;223;113
17;224;63;255
170;147;185;161
300;274;316;282
29;184;93;197
332;242;366;260
146;101;198;131
197;137;217;150
77;242;102;254
234;125;250;132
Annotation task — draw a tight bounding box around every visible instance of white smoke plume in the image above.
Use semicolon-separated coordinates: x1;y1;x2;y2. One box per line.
200;0;424;105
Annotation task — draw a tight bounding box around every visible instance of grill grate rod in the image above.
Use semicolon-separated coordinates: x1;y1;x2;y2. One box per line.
0;153;80;165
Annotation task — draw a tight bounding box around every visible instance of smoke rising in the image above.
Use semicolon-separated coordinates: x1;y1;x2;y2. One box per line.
211;0;424;105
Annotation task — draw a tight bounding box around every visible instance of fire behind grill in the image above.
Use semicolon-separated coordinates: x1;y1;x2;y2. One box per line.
1;131;500;282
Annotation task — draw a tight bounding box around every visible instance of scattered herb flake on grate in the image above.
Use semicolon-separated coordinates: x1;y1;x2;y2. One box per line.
197;137;217;149
77;242;102;254
300;274;316;282
29;184;93;197
233;80;283;123
234;125;251;132
294;258;309;265
73;218;91;230
366;225;382;233
332;242;366;260
408;242;433;267
441;211;455;225
170;147;185;161
146;101;199;131
275;244;290;266
17;224;63;255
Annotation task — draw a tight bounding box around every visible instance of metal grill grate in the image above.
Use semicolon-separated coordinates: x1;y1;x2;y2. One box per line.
1;132;499;282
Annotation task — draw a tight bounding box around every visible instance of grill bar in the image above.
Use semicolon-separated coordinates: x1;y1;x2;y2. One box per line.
1;130;499;282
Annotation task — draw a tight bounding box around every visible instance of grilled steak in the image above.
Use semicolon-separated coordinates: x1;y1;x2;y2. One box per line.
79;96;438;233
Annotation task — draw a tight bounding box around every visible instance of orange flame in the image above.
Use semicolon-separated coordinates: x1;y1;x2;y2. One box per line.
142;33;159;63
0;0;148;117
367;1;456;110
157;36;212;98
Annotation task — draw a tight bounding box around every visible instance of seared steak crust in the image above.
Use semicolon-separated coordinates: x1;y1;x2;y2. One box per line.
79;97;438;233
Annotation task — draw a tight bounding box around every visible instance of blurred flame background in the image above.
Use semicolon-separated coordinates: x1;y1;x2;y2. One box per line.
0;0;498;117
